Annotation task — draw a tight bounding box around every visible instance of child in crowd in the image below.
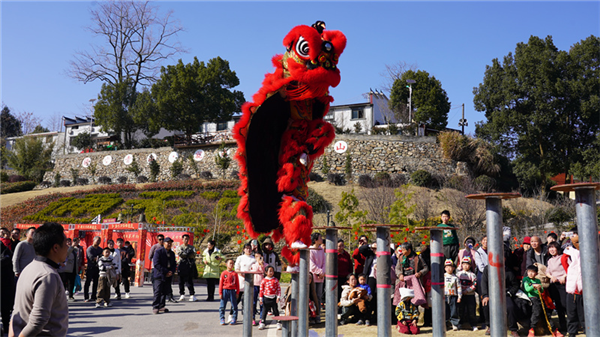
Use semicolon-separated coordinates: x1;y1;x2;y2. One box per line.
339;274;370;326
395;288;420;335
251;253;266;326
258;266;282;330
444;259;461;331
456;256;478;331
357;274;372;326
96;248;115;308
523;265;557;337
219;259;240;325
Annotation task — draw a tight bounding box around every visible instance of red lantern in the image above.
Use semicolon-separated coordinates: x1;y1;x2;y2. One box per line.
404;237;407;241
422;241;426;245
236;225;240;229
196;251;200;255
237;231;240;235
128;221;131;223
241;229;244;233
355;231;358;235
206;229;210;233
355;236;358;240
390;234;394;238
405;228;409;232
424;235;428;239
551;231;554;233
152;217;156;221
514;237;518;241
237;240;242;244
412;230;416;233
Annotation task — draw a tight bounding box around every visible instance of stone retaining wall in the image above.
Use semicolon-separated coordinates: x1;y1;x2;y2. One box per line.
43;135;460;184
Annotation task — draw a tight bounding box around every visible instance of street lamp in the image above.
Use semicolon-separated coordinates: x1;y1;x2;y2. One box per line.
406;79;416;135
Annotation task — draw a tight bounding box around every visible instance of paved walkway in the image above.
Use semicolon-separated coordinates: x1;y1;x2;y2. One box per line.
61;281;578;337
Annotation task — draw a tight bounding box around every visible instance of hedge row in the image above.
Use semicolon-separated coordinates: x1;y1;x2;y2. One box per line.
1;181;37;194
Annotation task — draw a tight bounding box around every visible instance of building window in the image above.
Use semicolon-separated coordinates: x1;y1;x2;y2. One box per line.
351;108;364;120
324;110;334;122
217;122;228;131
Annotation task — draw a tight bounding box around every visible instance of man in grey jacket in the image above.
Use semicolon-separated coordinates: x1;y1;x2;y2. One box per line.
12;227;36;280
10;222;69;337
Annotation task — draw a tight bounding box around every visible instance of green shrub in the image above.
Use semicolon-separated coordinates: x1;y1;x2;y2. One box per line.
374;172;391;186
54;172;61;188
149;159;160;182
358;174;374;188
445;175;470;191
411;170;432;187
321;156;330;175
222;190;238;198
200;191;220;200
170;160;183;178
473;175;496;192
0;171;9;183
0;181;37;194
306;187;332;213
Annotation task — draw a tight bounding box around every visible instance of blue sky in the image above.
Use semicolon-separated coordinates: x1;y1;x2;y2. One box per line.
2;1;599;136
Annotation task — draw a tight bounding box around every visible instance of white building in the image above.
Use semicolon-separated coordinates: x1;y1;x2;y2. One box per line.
5;131;66;158
325;89;398;134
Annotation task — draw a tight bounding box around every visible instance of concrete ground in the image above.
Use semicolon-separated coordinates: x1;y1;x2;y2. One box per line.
2;280;583;337
63;281;577;337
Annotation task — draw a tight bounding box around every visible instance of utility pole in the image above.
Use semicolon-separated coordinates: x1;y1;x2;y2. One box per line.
406;79;416;135
458;103;468;135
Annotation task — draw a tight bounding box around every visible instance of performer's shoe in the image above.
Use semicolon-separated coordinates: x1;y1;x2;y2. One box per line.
290;241;307;249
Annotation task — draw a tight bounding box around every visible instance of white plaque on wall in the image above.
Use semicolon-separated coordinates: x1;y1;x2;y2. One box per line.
82;157;91;168
102;155;112;166
123;154;133;165
147;153;157;164
193;149;205;162
168;151;179;163
334;140;348;153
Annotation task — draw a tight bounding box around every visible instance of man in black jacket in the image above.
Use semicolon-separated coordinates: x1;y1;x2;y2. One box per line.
152;237;176;314
481;254;523;337
116;239;135;298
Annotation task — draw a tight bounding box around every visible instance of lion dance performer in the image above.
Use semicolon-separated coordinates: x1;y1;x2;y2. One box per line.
233;21;346;267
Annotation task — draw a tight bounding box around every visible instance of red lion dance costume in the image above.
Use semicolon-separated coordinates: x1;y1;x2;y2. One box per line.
233;21;346;267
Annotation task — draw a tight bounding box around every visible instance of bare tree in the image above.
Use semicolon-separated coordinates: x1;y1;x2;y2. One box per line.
411;188;438;227
16;111;43;135
68;0;186;91
439;187;487;238
379;61;419;94
359;186;396;224
47;111;64;132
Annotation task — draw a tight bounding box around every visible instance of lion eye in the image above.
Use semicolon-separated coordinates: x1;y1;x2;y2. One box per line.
295;36;310;58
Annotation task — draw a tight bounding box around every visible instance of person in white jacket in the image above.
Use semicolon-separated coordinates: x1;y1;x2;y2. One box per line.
562;227;584;337
230;243;255;323
106;240;122;300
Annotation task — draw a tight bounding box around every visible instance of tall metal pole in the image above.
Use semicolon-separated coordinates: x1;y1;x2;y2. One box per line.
376;226;391;337
325;227;339;337
298;249;310;337
486;198;507;337
573;186;600;336
408;85;412;135
243;273;254;337
290;272;299;337
430;229;446;337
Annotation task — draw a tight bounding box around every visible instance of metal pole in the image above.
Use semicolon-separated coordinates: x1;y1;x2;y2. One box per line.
325;227;339;337
290;273;299;337
485;198;507;337
298;249;310;337
573;186;600;336
430;230;446;337
376;226;391;337
243;273;254;337
282;321;291;337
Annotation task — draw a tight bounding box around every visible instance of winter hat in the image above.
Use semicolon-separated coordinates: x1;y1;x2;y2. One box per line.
444;259;454;266
461;256;472;265
262;236;274;250
523;236;531;244
399;288;415;302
